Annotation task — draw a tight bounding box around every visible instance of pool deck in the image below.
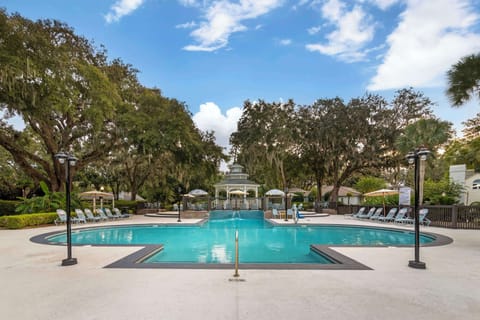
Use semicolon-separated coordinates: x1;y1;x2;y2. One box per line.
1;214;479;320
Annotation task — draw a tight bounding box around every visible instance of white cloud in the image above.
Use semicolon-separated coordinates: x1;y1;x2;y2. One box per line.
279;39;292;45
306;0;375;61
307;25;322;35
105;0;144;23
176;21;197;29
178;0;200;7
368;0;480;91
183;0;283;52
192;102;242;152
368;0;399;10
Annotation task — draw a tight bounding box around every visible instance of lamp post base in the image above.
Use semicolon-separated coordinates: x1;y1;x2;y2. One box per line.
408;260;426;269
61;258;78;266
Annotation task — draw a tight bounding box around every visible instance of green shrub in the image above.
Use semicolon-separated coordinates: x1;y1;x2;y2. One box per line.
115;200;139;214
0;200;21;216
0;212;57;229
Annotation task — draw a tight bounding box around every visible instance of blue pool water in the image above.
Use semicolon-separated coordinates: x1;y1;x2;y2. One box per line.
47;210;435;264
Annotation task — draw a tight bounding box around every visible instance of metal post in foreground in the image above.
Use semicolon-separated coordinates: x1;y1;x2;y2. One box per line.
233;229;239;277
284;187;288;221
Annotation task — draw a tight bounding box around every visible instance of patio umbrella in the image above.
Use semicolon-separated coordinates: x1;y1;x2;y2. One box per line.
265;189;285;197
188;189;209;197
183;193;195;198
79;190;114;212
229;190;247;196
364;189;399;216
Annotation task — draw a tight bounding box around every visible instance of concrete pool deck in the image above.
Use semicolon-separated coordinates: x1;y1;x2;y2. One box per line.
0;215;479;320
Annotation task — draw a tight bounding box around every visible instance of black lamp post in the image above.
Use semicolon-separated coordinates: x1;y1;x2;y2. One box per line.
177;186;182;223
284;187;289;222
55;152;78;266
406;147;430;269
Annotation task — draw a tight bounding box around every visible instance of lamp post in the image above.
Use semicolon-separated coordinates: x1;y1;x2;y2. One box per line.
55;152;78;266
284;187;289;222
406;147;430;269
177;186;182;223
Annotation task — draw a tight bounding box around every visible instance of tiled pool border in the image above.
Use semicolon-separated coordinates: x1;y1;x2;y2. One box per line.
30;221;453;270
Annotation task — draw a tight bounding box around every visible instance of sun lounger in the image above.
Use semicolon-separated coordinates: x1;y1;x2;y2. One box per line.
112;207;130;218
357;207;376;219
73;209;87;224
55;209;81;225
81;208;102;222
345;207;365;219
369;208;383;220
85;208;106;221
100;208;117;220
377;207;398;222
402;208;431;226
394;208;410;223
271;208;280;219
55;209;67;225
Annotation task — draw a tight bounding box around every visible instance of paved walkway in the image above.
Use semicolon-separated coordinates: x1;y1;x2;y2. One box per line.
0;215;479;320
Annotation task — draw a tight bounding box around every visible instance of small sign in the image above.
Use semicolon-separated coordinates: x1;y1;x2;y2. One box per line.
399;187;411;205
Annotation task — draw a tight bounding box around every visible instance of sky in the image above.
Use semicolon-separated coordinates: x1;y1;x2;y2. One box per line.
2;0;480;156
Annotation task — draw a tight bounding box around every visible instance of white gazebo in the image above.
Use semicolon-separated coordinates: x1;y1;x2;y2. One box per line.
214;164;260;209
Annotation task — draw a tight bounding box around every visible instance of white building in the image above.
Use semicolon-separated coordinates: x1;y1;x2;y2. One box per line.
449;164;480;205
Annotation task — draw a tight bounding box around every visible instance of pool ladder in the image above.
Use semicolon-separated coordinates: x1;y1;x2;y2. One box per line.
233;229;239;277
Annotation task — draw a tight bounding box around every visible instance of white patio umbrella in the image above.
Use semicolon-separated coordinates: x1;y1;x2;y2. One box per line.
188;189;209;197
79;190;114;212
229;190;248;196
364;189;399;216
265;189;285;197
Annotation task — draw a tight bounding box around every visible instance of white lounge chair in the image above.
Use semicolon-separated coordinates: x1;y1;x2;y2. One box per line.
80;208;102;222
271;208;280;219
55;209;81;225
402;208;431;226
377;207;398;222
394;208;410;223
73;209;87;224
369;208;384;220
358;207;376;219
345;207;365;219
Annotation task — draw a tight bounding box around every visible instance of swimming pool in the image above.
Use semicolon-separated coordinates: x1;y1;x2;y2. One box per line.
43;210;441;267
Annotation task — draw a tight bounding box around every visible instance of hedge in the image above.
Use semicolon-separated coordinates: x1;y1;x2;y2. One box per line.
0;212;57;229
0;200;21;216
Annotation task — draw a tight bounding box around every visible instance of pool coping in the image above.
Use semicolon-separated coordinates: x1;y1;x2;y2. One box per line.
29;221;453;270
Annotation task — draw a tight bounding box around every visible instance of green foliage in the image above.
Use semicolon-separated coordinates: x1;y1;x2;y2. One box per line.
0;200;21;216
443;137;480;172
395;118;453;154
423;178;463;205
231;99;296;189
114;200;139;213
0;10;131;192
363;195;399;205
0;212;57;229
355;176;386;193
446;53;480;107
15;182;81;214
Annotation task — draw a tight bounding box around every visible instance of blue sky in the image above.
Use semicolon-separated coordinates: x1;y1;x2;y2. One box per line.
3;0;480;151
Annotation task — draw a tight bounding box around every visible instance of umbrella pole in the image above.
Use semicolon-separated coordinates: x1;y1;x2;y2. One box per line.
383;193;386;216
